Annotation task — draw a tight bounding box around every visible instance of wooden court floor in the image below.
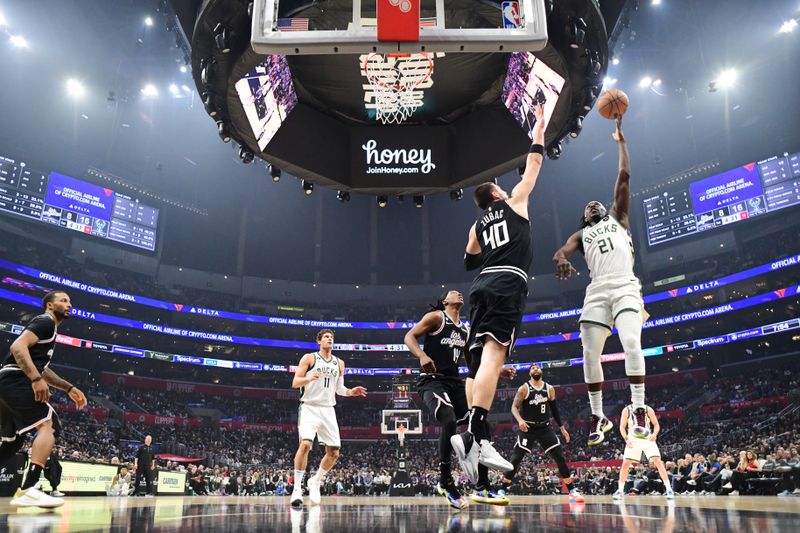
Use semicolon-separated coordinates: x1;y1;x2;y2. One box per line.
2;494;799;532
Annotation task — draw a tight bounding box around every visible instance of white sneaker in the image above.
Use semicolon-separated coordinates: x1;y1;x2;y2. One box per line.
778;490;792;497
450;432;480;484
307;476;321;505
612;489;624;500
666;490;675;500
50;490;65;497
477;440;513;472
290;489;303;507
10;485;65;508
793;488;800;495
687;480;696;486
729;490;739;496
722;482;733;489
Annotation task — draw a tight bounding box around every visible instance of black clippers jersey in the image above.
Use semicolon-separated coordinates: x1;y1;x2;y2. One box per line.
475;201;532;280
520;381;552;426
2;314;57;373
424;311;468;378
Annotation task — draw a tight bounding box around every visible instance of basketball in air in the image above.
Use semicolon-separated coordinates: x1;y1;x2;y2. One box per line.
597;88;629;119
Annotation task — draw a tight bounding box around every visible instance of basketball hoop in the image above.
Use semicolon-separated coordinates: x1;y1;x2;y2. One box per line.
362;52;434;124
396;424;407;446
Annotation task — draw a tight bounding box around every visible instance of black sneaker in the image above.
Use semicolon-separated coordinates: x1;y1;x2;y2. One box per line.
587;414;613;445
436;478;468;510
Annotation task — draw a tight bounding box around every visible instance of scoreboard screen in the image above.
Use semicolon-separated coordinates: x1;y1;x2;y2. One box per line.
644;151;800;246
0;154;159;251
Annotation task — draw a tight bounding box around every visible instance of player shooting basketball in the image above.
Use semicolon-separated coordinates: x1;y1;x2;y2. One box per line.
552;112;650;446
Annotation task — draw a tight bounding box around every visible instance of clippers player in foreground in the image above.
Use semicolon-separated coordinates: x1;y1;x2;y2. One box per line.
553;117;650;446
290;329;367;507
0;291;87;508
404;290;470;510
613;403;674;500
500;364;585;502
451;104;546;486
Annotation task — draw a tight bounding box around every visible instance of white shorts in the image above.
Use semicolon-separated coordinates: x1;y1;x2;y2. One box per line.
580;276;645;332
298;403;341;448
623;438;660;463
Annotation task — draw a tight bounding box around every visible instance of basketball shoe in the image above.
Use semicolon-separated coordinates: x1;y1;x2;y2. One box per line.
587;414;613;446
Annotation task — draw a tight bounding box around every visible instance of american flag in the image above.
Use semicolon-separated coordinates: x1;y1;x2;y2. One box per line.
277;18;309;32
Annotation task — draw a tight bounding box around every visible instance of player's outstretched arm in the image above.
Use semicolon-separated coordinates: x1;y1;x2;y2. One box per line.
464;224;481;271
291;353;319;388
509;104;546;214
609;117;631;227
552;231;581;280
403;312;444;374
337;360;367;397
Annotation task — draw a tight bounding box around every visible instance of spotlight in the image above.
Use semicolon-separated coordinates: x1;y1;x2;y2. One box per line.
9;35;29;49
238;146;254;164
202;92;217;117
377;195;388;208
216;121;231;143
449;189;463;201
652;0;662;5
141;83;158;97
612;57;620;66
413;195;424;208
569;116;583;138
0;12;6;27
603;76;617;87
337;190;351;202
716;68;737;89
547;142;562;160
213;23;232;54
269;164;281;182
639;76;653;88
302;180;314;195
66;78;85;98
569;17;587;49
582;86;598;111
145;16;154;26
169;83;179;95
780;19;797;33
180;65;188;73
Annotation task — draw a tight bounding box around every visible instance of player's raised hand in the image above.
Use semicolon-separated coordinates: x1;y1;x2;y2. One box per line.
419;354;437;374
499;367;517;380
533;104;545;130
555;258;577;280
69;386;88;410
612;116;625;143
350;386;368;397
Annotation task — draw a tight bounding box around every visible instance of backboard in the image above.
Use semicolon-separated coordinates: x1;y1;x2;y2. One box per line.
251;0;548;55
381;409;423;435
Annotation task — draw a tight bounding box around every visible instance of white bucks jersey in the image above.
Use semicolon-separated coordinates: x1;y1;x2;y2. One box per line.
300;352;341;407
581;215;635;279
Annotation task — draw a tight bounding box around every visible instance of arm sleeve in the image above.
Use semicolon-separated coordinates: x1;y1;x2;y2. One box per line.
464;252;481;271
25;315;55;340
548;399;563;427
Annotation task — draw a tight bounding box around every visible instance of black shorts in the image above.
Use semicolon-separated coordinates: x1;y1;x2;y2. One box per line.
417;376;469;424
0;370;54;442
466;273;528;378
515;425;561;455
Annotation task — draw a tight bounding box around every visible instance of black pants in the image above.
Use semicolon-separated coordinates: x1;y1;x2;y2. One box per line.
44;456;62;491
135;467;153;495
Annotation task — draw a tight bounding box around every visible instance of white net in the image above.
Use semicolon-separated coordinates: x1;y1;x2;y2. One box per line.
362;53;434;124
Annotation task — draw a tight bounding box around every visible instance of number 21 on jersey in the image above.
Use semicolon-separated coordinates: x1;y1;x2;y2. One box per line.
483;221;509;250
